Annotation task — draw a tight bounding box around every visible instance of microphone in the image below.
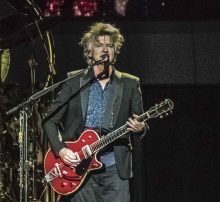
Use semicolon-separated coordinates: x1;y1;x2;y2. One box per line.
91;54;109;66
101;54;109;62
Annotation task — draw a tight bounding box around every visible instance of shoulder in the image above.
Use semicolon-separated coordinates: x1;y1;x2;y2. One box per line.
116;70;140;84
62;68;85;89
121;72;139;81
67;69;84;78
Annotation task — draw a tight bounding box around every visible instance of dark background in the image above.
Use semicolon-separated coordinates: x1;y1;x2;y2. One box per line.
132;85;219;202
0;1;219;202
3;21;220;85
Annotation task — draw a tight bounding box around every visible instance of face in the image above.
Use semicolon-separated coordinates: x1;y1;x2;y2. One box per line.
89;35;115;64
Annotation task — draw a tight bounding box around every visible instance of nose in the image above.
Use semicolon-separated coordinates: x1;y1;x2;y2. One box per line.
103;45;108;53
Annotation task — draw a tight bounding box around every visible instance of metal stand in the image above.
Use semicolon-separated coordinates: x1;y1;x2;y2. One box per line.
28;57;39;202
18;109;29;202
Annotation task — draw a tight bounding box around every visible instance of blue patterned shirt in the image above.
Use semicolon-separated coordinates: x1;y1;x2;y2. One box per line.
85;81;111;128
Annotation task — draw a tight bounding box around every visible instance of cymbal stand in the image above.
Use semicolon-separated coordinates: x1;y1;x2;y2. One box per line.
28;57;41;202
18;108;29;202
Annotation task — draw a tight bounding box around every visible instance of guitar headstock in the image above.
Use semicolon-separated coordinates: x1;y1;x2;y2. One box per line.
148;99;174;119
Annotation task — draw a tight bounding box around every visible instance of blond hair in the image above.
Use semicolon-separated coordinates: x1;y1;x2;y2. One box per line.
79;22;124;64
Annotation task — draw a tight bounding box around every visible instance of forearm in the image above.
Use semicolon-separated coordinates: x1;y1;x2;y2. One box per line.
43;120;66;155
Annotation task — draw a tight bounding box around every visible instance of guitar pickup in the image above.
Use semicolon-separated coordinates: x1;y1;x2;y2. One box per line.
82;145;92;159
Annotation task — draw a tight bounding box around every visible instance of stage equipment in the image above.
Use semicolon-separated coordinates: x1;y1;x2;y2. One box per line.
1;0;57;201
0;13;58;50
0;85;18;201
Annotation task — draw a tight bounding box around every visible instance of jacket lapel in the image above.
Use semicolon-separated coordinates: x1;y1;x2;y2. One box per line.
112;70;123;127
101;70;123;129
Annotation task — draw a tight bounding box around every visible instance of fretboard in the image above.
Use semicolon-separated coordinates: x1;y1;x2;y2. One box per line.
90;111;150;153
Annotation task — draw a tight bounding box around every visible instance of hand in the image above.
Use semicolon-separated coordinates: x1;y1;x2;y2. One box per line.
59;148;80;166
126;114;146;133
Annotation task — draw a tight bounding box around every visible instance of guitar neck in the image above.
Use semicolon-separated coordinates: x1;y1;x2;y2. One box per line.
90;111;150;154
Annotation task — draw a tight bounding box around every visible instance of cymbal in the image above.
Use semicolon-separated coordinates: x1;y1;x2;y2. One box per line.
3;0;27;13
0;13;30;49
0;13;59;49
0;49;10;83
0;13;30;38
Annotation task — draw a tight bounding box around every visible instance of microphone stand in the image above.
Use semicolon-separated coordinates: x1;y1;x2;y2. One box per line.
103;59;109;78
6;68;108;117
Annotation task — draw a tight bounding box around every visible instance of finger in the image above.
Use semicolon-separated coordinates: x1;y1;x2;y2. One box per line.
131;117;146;129
127;119;145;132
71;153;81;162
66;151;79;160
67;156;80;163
131;116;144;126
132;114;138;118
128;118;140;130
63;158;73;165
126;121;139;132
64;157;80;165
64;156;74;163
128;118;137;126
135;121;145;128
69;152;77;158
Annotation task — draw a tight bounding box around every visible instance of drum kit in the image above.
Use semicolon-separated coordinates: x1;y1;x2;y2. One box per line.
0;1;58;201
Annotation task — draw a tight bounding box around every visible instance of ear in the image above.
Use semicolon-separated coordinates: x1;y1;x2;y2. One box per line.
84;49;94;65
87;50;92;58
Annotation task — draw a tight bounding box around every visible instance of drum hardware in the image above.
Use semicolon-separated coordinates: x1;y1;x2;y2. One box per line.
0;153;16;202
5;64;76;201
1;0;58;200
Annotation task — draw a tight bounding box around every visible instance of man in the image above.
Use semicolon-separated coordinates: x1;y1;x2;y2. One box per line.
44;22;146;202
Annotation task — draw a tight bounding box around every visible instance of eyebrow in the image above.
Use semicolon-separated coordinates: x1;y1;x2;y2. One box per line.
94;40;113;46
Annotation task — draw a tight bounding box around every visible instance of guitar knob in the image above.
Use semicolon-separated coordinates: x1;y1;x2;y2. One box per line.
70;182;76;187
92;163;98;168
61;182;67;187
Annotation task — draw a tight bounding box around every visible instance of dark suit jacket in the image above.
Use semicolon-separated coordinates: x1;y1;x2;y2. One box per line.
43;67;145;179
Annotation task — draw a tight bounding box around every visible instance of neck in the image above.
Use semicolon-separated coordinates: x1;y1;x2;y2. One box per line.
93;64;113;78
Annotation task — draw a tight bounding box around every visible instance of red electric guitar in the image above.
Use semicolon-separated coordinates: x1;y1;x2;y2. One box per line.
44;99;174;195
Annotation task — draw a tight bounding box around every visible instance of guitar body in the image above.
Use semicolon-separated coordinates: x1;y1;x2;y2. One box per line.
44;130;102;195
